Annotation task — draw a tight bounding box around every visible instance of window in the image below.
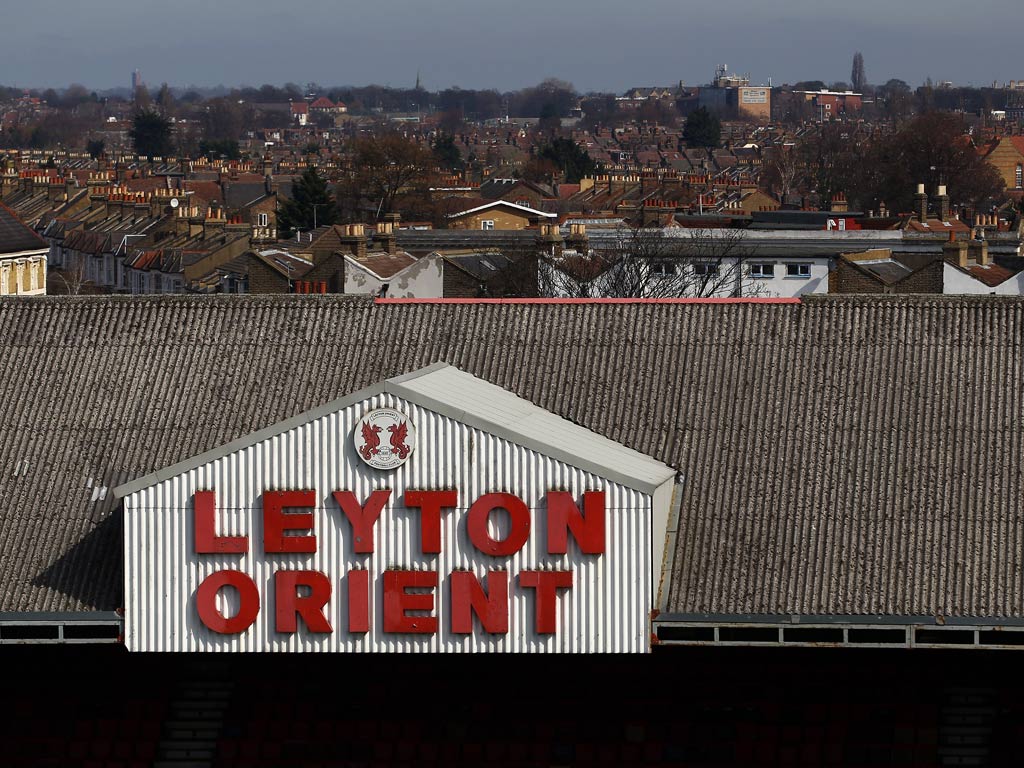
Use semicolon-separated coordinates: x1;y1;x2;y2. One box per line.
1016;163;1022;189
256;212;270;227
693;263;719;277
749;263;774;278
786;263;811;278
481;220;495;230
650;261;676;277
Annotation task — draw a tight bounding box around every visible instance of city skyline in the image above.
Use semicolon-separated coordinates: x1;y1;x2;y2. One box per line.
4;0;1021;93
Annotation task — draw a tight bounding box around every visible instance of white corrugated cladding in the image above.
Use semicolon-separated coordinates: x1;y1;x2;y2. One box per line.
122;365;676;654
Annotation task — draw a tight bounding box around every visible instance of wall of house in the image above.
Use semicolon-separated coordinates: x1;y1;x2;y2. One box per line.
346;254;443;298
829;260;886;294
985;138;1024;191
182;235;251;285
739;190;779;214
247;258;289;294
0;253;47;296
894;260;945;293
449;209;535;231
442;265;482;298
737;87;771;121
541;256;829;299
830;259;943;295
246;197;278;242
943;263;1024;295
735;258;830;298
303;253;346;293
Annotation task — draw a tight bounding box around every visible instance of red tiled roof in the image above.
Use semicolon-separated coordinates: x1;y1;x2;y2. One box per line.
183;181;224;206
903;217;970;233
964;263;1019;287
347;251;417;279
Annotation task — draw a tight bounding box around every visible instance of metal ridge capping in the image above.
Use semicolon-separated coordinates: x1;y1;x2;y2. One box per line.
375;297;803;304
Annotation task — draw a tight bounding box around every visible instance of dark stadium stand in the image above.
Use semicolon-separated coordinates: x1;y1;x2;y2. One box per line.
9;643;1021;768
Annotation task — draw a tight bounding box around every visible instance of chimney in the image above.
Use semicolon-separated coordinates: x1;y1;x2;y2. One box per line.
935;184;950;223
107;193;124;219
174;205;190;236
968;233;990;266
225;215;251;234
133;196;151;220
373;220;397;254
642;199;665;227
829;192;848;213
565;223;588;254
339;223;367;258
89;188;108;214
915;183;928;222
942;231;968;268
535;222;563;257
188;209;205;238
202;207;226;238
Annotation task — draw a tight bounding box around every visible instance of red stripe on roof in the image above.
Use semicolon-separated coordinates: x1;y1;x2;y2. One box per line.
376;298;801;305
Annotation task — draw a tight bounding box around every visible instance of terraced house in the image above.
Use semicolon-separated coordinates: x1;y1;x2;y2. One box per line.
0;202;48;296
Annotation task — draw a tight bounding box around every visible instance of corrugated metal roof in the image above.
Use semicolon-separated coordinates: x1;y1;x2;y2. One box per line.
114;363;675;498
1;295;1024;621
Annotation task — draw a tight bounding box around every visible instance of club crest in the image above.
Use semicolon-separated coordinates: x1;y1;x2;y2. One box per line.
354;408;415;470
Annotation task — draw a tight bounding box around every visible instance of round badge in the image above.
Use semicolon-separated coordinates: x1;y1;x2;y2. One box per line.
354;408;416;470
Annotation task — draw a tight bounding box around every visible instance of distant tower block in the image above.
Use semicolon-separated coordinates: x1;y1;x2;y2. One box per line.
131;69;142;92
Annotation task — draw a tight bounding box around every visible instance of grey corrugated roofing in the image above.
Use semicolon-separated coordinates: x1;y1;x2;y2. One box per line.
1;295;1024;621
115;363;676;498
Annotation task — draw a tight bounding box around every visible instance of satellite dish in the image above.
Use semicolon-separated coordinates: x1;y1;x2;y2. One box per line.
169;197;179;208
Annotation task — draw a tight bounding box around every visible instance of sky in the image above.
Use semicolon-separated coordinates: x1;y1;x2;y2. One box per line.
4;0;1021;94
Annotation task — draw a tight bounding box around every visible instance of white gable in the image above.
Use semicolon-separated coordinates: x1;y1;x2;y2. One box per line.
118;364;677;654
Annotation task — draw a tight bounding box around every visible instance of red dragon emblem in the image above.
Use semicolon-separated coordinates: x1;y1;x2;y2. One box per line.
359;422;382;460
388;420;411;460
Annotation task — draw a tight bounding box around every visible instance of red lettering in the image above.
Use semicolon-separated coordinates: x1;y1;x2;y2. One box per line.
520;571;573;634
275;570;332;633
348;569;370;633
451;571;509;634
196;570;260;634
383;570;437;634
403;490;458;554
263;490;317;553
333;489;390;553
547;491;605;555
193;490;248;554
467;493;530;556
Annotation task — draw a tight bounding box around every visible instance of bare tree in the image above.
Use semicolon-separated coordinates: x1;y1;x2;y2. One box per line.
762;144;803;201
538;225;766;298
47;257;95;295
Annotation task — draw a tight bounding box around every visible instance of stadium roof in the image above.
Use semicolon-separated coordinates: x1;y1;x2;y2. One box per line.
1;295;1023;625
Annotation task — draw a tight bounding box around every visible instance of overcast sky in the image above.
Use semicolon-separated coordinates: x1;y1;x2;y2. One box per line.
6;0;1021;93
